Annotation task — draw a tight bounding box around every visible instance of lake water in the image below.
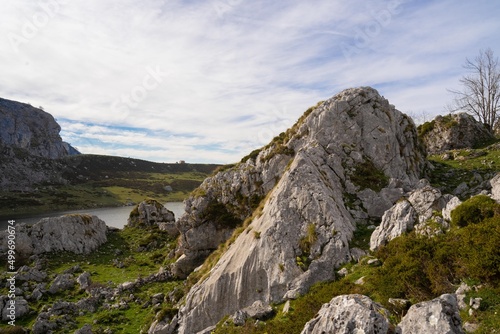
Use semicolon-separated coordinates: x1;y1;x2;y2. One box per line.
0;202;185;231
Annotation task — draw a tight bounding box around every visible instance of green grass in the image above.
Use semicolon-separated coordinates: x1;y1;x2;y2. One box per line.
427;144;500;195
0;224;183;333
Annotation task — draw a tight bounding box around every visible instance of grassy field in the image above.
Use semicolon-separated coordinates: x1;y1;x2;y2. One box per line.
0;225;184;333
0;154;218;217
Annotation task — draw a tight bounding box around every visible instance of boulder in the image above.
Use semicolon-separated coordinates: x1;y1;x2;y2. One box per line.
48;274;75;294
0;214;108;257
490;173;500;202
1;297;30;321
396;294;464;334
419;113;494;154
176;87;426;333
127;199;177;235
408;185;448;223
370;199;417;251
300;294;390;334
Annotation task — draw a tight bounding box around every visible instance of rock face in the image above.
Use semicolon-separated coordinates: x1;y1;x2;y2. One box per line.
0;214;107;256
0;97;79;159
396;294;464;334
0;97;80;191
419;113;494;154
300;294;390;334
174;87;426;333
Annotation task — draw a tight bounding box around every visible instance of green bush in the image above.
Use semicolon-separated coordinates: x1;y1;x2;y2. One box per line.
450;195;500;227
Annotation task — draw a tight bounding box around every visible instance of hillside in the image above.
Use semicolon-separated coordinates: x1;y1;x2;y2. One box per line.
1;87;499;333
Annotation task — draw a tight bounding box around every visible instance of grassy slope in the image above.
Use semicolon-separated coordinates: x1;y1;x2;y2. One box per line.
0;154;219;217
0;226;184;333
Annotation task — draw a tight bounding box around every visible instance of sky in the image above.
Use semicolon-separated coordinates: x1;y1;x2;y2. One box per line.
1;0;500;164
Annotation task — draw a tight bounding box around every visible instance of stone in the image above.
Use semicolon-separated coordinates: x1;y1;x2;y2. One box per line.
408;185;448;223
370;199;417;251
455;282;471;310
75;324;94;334
396;294;464;334
442;196;462;221
77;272;92;290
48;274;75;294
232;310;247;326
420;113;494;154
337;268;349;277
15;265;47;282
175;87;426;334
463;322;480;332
490;173;500;202
1;297;30;321
469;297;482;310
300;294;390;334
0;214;108;257
241;300;274;320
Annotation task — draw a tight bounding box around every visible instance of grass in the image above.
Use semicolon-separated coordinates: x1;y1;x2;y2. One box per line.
427;143;500;196
212;204;500;333
0;223;183;333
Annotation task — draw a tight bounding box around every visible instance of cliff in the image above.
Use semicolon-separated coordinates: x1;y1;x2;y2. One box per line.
169;87;427;333
0;97;79;159
0;97;80;191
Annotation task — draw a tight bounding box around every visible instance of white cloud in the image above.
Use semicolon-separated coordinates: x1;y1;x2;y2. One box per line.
1;0;500;163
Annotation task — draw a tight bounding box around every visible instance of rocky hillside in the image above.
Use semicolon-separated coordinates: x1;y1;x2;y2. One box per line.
418;113;494;154
162;87;428;334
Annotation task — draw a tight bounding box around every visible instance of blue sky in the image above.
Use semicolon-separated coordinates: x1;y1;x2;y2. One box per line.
1;0;500;163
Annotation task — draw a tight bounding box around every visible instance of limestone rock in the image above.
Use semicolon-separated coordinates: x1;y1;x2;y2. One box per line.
408;185;448;223
77;272;92;290
176;87;426;333
127;199;177;236
442;196;462;221
396;294;464;334
370;199;417;251
419;113;494;154
490;173;500;202
300;294;390;334
0;214;108;257
48;274;75;294
1;296;30;321
0;97;79;159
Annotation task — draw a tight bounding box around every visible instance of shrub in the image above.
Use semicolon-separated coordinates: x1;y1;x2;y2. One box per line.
450;195;500;227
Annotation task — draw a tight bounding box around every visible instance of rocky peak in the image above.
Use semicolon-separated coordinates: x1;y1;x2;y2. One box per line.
169;87;427;334
0;97;79;159
418;112;494;154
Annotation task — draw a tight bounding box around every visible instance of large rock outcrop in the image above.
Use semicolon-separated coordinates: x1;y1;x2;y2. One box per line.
127;199;178;236
172;87;427;333
300;294;391;334
0;214;107;256
0;97;78;159
419;113;494;154
0;97;80;191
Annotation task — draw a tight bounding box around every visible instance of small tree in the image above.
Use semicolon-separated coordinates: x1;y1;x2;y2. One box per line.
448;48;500;130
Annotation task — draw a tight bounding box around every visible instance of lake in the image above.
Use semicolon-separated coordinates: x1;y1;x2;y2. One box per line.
0;202;185;231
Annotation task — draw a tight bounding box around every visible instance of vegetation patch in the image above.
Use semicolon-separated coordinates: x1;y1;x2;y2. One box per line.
349;159;389;192
212;201;500;333
450;195;500;227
